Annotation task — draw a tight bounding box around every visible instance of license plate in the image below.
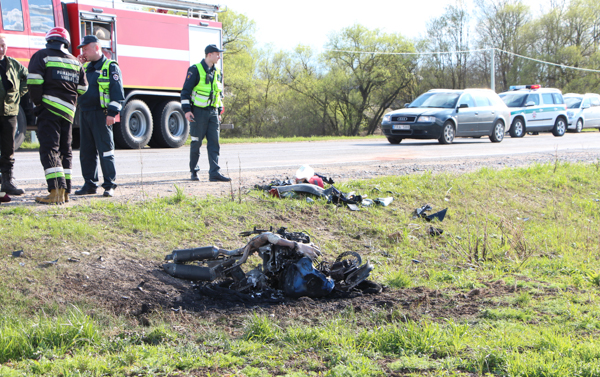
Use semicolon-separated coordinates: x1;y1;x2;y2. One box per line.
393;124;410;130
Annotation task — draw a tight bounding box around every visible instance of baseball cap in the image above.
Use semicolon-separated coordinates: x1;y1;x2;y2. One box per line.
77;35;99;49
205;44;224;54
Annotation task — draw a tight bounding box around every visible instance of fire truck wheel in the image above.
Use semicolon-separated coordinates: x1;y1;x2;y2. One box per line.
115;100;153;149
151;100;189;148
15;106;26;150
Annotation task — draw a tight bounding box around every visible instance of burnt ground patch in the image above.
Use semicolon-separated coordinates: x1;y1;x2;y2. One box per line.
59;254;517;324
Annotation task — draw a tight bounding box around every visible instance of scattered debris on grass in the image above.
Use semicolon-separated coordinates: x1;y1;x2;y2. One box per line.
428;227;444;237
412;204;448;222
11;250;23;258
256;165;393;210
38;259;58;268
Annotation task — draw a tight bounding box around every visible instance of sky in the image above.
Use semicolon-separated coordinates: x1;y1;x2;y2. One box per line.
221;0;548;52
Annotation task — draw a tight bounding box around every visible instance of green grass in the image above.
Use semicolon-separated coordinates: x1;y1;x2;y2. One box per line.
2;161;600;375
17;141;40;150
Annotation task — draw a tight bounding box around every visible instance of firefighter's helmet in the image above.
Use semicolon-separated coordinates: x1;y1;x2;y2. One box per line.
45;27;70;47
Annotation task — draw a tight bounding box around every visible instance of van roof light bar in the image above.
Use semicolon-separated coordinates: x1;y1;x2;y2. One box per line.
509;85;541;90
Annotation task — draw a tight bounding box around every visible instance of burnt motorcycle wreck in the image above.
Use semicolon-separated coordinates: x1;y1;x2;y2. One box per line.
163;227;381;300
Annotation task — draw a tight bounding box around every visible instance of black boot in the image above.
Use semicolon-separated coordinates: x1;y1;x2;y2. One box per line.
1;170;24;196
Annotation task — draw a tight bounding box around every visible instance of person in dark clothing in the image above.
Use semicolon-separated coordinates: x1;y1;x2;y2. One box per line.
0;34;29;196
27;27;87;204
180;44;230;182
74;35;124;198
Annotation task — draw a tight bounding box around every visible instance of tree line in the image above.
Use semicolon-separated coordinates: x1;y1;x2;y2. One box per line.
219;0;600;137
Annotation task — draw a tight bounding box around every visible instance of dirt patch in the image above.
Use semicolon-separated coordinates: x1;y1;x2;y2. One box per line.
58;253;515;324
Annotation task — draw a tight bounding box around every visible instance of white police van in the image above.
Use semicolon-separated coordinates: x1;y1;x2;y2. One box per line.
498;85;568;138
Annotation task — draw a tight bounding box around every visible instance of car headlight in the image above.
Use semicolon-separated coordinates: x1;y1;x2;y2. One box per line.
382;114;391;122
417;116;436;123
567;111;574;117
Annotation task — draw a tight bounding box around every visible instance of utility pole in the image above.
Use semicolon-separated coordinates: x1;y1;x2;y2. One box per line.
490;48;495;91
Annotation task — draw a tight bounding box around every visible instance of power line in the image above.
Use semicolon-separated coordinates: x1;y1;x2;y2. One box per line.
326;48;600;73
495;48;600;73
326;48;490;56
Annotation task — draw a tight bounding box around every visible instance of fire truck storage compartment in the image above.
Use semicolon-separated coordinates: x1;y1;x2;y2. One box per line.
79;12;117;59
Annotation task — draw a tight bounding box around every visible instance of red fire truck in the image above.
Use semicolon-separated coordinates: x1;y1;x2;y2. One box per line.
2;0;223;149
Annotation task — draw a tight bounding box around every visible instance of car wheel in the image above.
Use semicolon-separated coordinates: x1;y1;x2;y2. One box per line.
490;120;505;143
509;118;525;138
438;122;455;144
552;117;566;137
387;137;402;145
575;119;583;133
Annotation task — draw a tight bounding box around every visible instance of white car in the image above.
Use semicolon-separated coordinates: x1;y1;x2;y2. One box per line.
499;85;568;138
564;93;600;133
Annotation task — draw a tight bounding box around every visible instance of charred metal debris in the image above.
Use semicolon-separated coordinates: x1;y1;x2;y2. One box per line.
163;227;381;302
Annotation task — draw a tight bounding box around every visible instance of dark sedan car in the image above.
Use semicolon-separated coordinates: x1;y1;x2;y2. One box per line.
381;89;511;144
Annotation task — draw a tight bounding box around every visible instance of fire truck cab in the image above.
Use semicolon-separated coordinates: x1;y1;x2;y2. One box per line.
1;0;223;149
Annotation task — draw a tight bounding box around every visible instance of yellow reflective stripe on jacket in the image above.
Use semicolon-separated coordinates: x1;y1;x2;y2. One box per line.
191;92;210;107
77;84;88;95
42;94;76;119
43;56;81;71
27;73;44;85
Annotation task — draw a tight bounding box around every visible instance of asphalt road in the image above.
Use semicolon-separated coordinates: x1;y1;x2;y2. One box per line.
13;132;600;182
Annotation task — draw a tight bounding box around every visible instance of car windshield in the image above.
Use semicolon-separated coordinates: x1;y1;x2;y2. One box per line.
499;93;528;107
408;92;459;109
565;97;582;109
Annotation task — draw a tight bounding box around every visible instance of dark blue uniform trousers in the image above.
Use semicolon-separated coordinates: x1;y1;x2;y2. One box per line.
79;109;117;190
189;106;221;177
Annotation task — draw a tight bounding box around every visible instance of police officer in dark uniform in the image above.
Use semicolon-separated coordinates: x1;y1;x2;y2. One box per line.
74;35;124;198
27;27;87;205
181;44;230;182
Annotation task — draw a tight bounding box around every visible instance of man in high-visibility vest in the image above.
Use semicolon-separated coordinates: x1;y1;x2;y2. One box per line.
181;44;230;182
74;35;124;198
27;27;87;204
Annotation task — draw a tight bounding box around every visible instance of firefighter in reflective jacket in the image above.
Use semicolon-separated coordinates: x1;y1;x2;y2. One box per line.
74;35;124;198
180;44;230;182
27;27;87;205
